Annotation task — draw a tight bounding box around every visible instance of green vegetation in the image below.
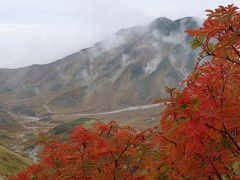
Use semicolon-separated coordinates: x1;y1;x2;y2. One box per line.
48;117;97;137
130;64;143;79
17;86;36;99
11;105;36;117
0;110;15;124
0;145;32;178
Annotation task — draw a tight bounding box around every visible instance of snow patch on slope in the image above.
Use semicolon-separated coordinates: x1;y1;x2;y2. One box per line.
144;57;161;74
121;53;130;68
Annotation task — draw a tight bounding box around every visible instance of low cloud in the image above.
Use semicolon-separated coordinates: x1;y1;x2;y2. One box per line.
0;0;239;68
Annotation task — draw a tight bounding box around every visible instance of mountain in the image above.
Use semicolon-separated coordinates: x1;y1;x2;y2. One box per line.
0;17;200;115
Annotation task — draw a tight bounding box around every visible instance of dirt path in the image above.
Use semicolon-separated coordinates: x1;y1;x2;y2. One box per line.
43;104;53;114
53;103;161;117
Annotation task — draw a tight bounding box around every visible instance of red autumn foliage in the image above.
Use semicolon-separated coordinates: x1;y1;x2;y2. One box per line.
158;4;240;179
10;121;161;180
11;4;240;180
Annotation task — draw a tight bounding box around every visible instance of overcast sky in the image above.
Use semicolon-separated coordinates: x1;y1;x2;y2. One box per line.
0;0;239;68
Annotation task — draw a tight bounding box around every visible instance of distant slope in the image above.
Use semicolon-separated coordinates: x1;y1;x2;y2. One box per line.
0;17;201;115
0;145;31;178
0;109;15;125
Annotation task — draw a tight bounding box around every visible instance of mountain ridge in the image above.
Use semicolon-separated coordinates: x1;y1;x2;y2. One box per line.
0;16;201;115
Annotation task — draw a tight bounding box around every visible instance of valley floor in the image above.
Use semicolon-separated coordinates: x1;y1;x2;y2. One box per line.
1;103;162;157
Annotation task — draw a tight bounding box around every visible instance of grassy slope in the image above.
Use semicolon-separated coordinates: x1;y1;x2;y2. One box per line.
0;145;32;178
48;117;98;137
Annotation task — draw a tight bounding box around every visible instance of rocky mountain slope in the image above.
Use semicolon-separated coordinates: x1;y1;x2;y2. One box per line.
0;17;200;115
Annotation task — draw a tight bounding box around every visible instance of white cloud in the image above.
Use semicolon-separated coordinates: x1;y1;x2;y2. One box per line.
0;0;239;68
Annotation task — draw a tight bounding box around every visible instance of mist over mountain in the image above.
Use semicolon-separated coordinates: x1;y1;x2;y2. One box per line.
0;16;201;115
